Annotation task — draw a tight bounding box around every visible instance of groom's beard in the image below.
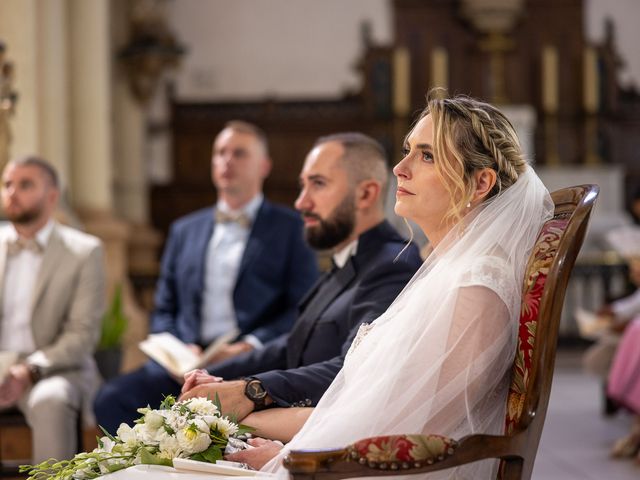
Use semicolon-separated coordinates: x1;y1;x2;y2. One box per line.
302;194;356;250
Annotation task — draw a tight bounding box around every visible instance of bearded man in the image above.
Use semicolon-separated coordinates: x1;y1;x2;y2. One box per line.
178;133;422;420
0;155;105;462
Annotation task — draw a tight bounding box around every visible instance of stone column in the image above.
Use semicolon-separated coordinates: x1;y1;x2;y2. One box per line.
68;0;114;213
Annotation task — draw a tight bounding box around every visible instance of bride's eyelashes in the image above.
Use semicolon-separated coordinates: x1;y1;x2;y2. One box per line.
422;151;434;163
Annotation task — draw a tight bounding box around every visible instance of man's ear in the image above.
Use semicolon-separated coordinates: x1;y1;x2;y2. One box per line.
47;187;60;209
473;168;497;202
356;180;381;209
261;157;273;179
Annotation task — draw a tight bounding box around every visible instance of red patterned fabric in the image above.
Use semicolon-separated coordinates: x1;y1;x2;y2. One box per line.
504;218;568;435
351;434;456;464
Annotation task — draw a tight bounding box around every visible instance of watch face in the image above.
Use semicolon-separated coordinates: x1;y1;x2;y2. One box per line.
246;380;267;400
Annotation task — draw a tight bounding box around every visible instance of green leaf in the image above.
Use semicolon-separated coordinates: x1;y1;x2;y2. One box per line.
106;463;127;473
139;447;173;467
163;424;176;435
213;393;222;412
190;444;223;463
98;425;117;442
235;424;256;436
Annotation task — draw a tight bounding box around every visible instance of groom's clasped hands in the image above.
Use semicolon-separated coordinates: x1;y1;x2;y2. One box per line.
180;369;254;419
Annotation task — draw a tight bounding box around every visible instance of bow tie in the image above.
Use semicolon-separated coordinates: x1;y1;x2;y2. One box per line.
7;237;44;256
216;210;251;228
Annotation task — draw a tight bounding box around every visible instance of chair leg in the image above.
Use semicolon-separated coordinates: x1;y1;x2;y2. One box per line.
603;383;620;417
500;458;524;480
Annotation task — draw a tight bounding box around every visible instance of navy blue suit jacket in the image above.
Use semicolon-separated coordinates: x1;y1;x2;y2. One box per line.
151;199;319;345
209;220;422;406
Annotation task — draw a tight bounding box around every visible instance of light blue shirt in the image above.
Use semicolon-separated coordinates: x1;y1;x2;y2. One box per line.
200;194;264;346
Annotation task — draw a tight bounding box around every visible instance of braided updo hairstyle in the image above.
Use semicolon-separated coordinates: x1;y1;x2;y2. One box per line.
421;91;528;222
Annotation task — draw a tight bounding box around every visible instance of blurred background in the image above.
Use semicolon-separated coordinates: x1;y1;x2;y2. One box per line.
1;1;640;476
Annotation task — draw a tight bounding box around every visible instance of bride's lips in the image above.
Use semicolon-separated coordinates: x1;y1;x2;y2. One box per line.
396;186;415;196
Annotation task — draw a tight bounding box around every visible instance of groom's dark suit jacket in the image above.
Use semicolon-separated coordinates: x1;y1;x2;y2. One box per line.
151;200;319;344
209;220;422;406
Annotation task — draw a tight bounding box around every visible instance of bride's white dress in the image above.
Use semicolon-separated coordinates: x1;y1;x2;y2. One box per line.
104;167;552;480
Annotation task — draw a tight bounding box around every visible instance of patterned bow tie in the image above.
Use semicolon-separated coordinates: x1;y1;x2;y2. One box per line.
7;237;44;256
216;210;251;228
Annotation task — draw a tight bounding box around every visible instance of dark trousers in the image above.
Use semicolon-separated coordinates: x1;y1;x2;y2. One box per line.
93;361;181;434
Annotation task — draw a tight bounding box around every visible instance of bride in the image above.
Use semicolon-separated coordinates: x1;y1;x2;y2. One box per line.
113;93;553;479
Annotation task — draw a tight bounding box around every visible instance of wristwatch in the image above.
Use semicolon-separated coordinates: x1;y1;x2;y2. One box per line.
244;377;268;411
27;364;43;384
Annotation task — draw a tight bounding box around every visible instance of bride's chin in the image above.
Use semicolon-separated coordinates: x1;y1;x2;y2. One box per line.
394;202;411;219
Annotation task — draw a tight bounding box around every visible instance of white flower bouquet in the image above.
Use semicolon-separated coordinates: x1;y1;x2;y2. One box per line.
20;395;252;479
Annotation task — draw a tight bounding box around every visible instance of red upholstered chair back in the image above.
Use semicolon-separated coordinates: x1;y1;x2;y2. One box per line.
498;184;599;479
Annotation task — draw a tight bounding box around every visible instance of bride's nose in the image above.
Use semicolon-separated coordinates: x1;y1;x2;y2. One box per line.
393;156;410;179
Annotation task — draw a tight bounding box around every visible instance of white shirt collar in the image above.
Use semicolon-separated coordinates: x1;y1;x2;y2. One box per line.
8;219;55;249
332;239;359;269
216;193;264;223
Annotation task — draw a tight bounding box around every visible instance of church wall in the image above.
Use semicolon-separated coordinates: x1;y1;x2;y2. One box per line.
169;0;639;102
168;0;393;100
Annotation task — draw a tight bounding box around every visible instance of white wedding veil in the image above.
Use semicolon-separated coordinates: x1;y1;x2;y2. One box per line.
264;164;553;479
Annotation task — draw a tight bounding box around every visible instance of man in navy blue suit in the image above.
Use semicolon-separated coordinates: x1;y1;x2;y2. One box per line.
94;121;319;433
180;132;422;419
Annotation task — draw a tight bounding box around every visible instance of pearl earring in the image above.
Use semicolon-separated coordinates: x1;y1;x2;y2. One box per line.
466;202;471;209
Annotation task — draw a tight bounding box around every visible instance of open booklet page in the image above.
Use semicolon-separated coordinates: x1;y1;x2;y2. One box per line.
606;225;640;260
574;307;612;340
0;351;18;383
138;329;239;377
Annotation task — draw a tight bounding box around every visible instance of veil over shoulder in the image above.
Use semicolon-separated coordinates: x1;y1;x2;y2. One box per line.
265;165;553;479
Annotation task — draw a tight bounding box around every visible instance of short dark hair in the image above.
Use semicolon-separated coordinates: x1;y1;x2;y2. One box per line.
221;120;269;156
314;132;389;200
7;155;59;188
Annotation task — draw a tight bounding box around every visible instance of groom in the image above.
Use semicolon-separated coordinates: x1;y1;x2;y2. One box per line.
179;132;422;419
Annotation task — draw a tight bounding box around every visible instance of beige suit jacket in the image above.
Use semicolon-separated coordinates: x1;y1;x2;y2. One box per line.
0;222;106;375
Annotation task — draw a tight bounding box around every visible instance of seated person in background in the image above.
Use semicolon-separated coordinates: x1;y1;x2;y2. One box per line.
583;258;640;380
179;132;422;418
0;155;105;462
583;191;640;409
202;94;553;478
607;315;640;459
94;121;319;433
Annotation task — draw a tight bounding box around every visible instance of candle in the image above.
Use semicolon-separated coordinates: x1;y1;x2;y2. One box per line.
431;47;448;91
393;47;410;117
583;47;599;114
541;45;558;114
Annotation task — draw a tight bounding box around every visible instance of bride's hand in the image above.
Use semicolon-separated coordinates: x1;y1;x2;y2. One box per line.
224;437;283;470
181;369;223;393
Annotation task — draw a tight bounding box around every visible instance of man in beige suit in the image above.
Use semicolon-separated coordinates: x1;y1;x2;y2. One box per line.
0;155;105;462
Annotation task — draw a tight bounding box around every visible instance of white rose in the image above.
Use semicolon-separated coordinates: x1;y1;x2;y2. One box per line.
182;397;218;417
133;422;160;445
176;419;212;455
201;415;218;427
144;410;165;431
158;433;182;459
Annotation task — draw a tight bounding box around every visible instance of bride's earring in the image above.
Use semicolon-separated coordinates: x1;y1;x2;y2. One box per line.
466;202;471;209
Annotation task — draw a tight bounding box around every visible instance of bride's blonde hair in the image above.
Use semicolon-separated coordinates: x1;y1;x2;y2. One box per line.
419;91;527;223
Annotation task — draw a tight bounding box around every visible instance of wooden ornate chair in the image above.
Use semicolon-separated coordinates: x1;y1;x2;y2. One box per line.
284;184;599;480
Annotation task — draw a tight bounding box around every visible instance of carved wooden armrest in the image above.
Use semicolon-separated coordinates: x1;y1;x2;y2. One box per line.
284;434;458;476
